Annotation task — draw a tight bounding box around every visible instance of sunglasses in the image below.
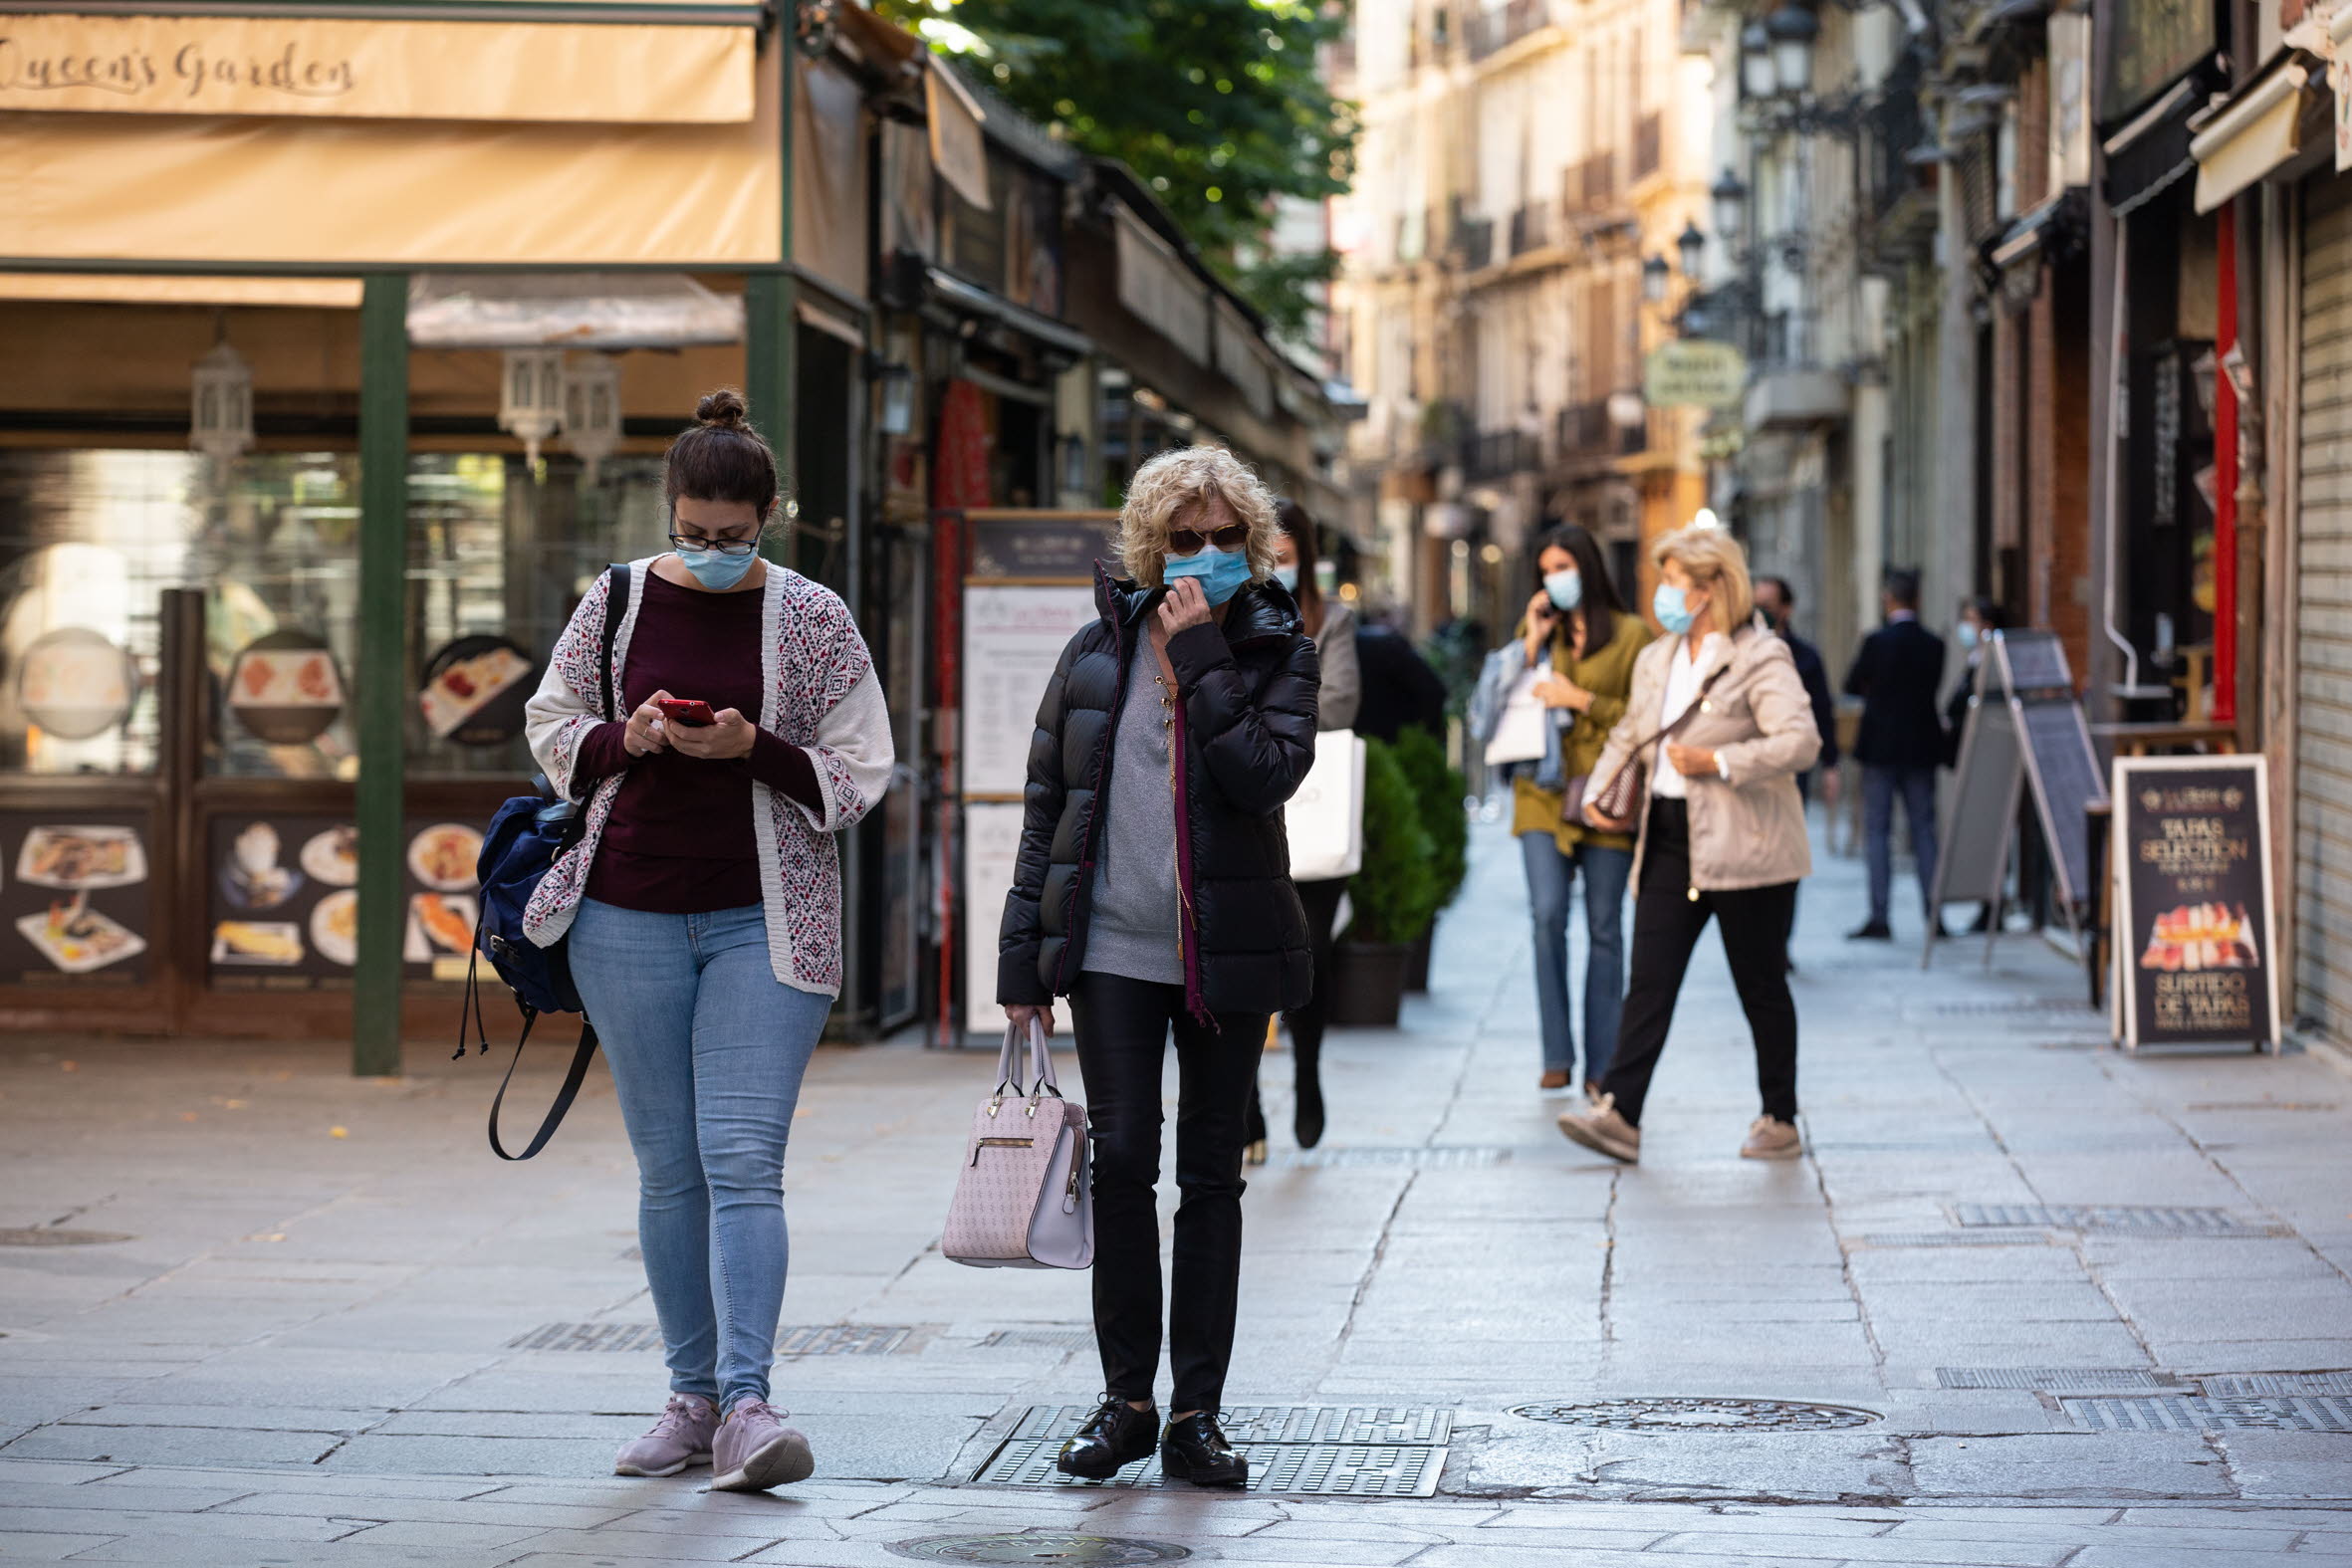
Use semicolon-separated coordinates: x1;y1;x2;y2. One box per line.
1165;523;1251;557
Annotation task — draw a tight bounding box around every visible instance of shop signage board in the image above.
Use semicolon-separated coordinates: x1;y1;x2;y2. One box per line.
2101;0;2217;122
0;812;152;987
205;814;480;989
0;14;755;122
1642;341;1748;410
1926;630;2108;966
960;799;1025;1039
2110;755;2280;1051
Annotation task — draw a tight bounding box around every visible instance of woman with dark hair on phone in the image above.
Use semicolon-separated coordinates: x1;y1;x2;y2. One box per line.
1469;524;1650;1099
523;390;893;1493
999;444;1319;1488
1241;499;1358;1160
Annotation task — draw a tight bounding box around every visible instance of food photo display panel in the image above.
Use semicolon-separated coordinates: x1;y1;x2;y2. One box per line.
206;814;483;990
0;812;153;986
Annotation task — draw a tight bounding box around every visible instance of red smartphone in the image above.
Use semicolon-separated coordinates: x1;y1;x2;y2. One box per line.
654;698;717;728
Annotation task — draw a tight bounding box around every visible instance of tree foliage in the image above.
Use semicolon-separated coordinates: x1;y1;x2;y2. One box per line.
880;0;1355;336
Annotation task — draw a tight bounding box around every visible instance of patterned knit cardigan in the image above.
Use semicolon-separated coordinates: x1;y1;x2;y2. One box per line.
520;559;894;998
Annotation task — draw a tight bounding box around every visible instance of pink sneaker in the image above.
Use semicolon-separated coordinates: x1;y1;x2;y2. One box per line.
613;1393;718;1477
707;1398;815;1492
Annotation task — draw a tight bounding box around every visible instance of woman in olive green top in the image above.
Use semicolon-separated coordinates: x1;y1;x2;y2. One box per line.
1506;526;1651;1096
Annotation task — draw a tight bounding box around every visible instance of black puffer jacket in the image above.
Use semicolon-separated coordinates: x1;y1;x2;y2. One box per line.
999;567;1321;1020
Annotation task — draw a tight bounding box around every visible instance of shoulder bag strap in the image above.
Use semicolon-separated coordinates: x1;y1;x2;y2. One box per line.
598;562;629;723
488;1013;601;1161
1622;660;1734;762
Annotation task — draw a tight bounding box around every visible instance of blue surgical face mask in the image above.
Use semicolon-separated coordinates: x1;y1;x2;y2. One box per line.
1274;563;1300;593
1957;622;1981;649
675;546;758;591
1164;543;1254;606
1654;582;1698;637
1543;569;1582;611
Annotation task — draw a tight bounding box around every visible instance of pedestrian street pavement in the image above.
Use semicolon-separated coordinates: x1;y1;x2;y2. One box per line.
1;817;2349;1565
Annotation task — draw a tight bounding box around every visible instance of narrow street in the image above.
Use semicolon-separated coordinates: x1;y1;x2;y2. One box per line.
2;822;2349;1565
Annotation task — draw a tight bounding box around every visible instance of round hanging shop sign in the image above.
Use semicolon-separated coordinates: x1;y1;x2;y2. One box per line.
226;629;347;746
17;626;137;742
417;634;537;748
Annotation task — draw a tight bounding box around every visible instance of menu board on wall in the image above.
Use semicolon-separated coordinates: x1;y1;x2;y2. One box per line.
206;814;484;990
0;812;153;987
961;585;1098;796
2113;755;2280;1051
962;799;1025;1037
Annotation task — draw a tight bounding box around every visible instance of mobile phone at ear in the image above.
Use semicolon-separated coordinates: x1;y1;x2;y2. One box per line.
655;698;717;728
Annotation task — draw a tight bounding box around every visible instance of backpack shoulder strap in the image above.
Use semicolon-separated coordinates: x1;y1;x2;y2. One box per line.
488;1013;600;1161
598;562;630;723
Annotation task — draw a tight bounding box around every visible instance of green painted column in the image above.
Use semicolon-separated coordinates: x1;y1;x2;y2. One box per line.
353;274;409;1076
747;36;797;567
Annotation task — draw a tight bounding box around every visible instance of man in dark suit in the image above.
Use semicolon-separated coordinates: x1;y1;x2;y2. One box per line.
1843;568;1947;940
1352;620;1449;744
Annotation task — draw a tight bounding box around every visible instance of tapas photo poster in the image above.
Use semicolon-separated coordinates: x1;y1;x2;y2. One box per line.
206;815;484;989
0;813;153;986
2112;755;2280;1049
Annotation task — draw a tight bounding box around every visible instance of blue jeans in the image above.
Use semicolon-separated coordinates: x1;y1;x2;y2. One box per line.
1520;831;1633;1081
1863;764;1941;926
569;898;831;1414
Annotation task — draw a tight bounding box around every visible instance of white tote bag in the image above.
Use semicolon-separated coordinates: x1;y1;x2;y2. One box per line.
1483;667;1547;767
1287;729;1366;882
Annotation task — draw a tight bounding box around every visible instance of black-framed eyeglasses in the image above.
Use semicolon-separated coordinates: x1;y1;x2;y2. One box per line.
1166;523;1251;558
668;533;762;558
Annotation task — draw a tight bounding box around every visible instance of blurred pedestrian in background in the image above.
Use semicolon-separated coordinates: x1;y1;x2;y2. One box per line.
1351;618;1449;744
1753;574;1839;969
1243;500;1358;1160
1843;567;1947;941
1553;525;1819;1165
526;390;894;1493
998;446;1319;1488
1470;525;1649;1098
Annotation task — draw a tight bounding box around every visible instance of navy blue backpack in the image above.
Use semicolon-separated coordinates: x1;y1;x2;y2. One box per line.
462;563;626;1160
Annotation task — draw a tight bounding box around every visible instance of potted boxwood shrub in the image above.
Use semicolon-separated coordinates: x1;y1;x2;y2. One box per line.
1390;725;1468;991
1329;737;1441;1027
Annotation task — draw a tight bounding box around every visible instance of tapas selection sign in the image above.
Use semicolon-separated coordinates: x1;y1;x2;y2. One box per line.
2113;755;2280;1050
206;814;483;990
0;813;152;986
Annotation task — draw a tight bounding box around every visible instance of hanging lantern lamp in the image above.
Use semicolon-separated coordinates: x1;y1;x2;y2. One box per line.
499;347;567;466
190;337;255;476
562;353;622;484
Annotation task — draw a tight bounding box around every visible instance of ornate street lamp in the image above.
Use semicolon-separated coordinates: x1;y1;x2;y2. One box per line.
499;347;567;467
1642;253;1671;305
1712;169;1749;243
562;352;622;484
1740;20;1776;101
1677;219;1707;279
1765;2;1820;98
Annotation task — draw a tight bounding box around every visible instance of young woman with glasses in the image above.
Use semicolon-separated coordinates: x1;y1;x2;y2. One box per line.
999;445;1320;1487
523;389;893;1492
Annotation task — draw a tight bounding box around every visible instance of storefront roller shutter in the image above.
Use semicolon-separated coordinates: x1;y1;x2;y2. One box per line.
2295;172;2352;1039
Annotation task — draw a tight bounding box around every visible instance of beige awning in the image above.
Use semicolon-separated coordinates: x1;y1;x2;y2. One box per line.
2191;63;2309;213
0;42;785;265
0;273;363;307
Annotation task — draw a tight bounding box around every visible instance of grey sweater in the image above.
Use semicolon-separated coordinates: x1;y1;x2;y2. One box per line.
1080;653;1184;986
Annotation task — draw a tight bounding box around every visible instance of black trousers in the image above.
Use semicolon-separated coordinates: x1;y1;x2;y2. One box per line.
1247;875;1345;1140
1069;972;1268;1414
1599;798;1800;1128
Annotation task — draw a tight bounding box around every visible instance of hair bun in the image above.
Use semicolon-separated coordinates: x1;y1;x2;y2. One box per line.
695;389;749;429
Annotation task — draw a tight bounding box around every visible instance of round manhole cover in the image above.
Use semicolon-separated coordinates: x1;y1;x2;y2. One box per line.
888;1534;1190;1564
0;1229;132;1247
1511;1398;1880;1432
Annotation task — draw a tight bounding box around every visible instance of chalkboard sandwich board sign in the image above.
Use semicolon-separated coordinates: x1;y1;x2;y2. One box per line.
2111;754;2280;1052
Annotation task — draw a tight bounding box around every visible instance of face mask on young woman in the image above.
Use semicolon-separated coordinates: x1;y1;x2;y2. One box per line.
1274;563;1301;593
1957;621;1982;650
675;545;759;591
1653;582;1700;637
1163;543;1255;606
1543;569;1582;611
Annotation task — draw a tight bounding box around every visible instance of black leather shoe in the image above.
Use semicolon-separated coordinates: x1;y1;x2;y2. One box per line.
1056;1397;1157;1478
1160;1412;1247;1487
1846;921;1894;941
1294;1081;1325;1150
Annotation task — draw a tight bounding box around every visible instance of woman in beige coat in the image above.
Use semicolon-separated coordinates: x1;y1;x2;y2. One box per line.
1553;525;1819;1166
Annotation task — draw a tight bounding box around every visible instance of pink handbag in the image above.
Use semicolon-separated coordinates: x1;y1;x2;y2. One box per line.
943;1018;1094;1270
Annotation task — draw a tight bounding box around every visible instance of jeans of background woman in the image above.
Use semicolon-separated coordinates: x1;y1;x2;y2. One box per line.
1519;831;1633;1082
1069;971;1267;1416
570;898;830;1414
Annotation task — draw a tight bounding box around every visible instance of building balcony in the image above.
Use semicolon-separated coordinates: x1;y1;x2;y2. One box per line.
1464;428;1543;481
1744;367;1849;430
1453;213;1497;272
1632;112;1664;183
1555;398;1647;464
1509;202;1555;257
1467;0;1558;62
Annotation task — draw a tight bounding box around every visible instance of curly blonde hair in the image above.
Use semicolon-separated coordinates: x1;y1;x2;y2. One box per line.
1114;445;1282;587
1652;522;1755;630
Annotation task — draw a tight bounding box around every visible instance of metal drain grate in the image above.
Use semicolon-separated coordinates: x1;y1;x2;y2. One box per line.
2202;1373;2352;1397
1013;1405;1452;1446
979;1328;1096;1352
1939;1368;2177;1391
1925;998;2096;1015
969;1438;1445;1496
889;1533;1190;1564
1278;1146;1510;1170
2064;1396;2352;1432
2186;1101;2339;1112
0;1229;133;1246
1511;1398;1879;1432
1948;1204;2282;1235
510;1322;910;1355
1858;1231;2053;1248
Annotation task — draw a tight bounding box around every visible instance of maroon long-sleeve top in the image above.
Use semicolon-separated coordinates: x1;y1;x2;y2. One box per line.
573;570;823;913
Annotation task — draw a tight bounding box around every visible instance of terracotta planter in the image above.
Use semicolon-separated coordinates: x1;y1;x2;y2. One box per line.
1328;941;1410;1027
